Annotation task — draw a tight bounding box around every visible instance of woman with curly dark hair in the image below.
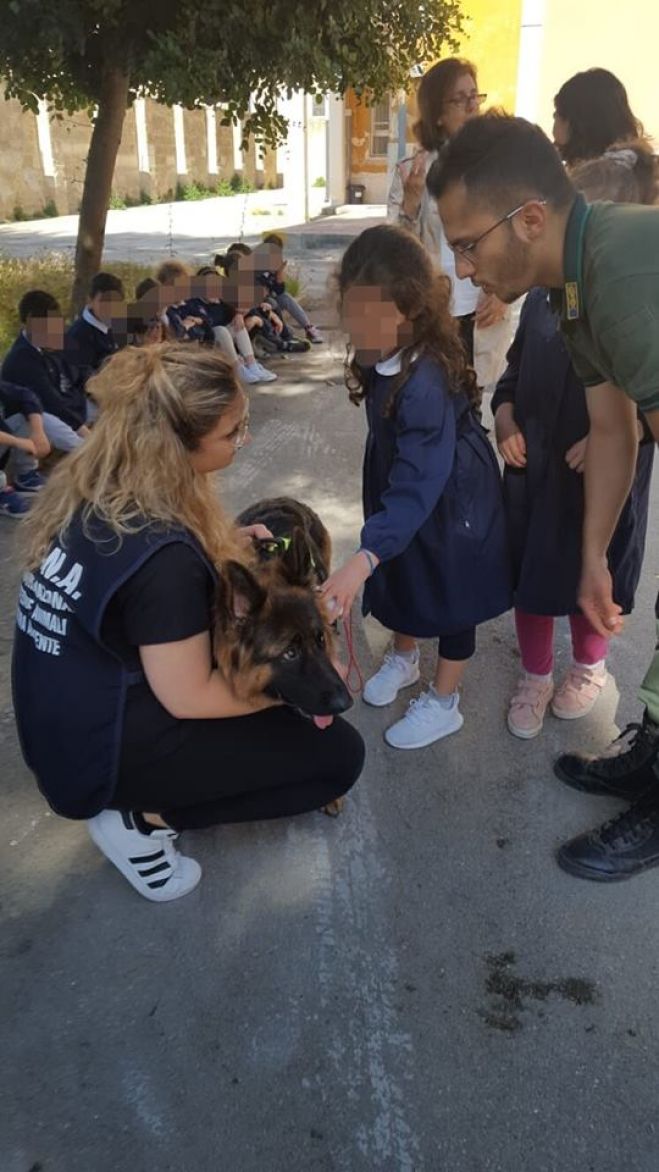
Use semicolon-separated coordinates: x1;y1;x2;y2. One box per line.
321;225;511;751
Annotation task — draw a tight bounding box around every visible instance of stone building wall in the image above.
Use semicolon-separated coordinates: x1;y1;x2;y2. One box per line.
0;91;280;220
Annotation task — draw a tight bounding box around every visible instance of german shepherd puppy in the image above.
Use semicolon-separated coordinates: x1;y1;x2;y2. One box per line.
215;497;352;732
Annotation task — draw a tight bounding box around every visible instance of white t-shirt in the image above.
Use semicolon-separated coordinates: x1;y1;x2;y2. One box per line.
387;149;479;318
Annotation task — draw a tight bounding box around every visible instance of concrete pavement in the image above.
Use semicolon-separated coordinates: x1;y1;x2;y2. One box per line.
1;343;659;1172
0;192;387;267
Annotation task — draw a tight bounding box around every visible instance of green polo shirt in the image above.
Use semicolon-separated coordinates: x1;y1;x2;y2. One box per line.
551;194;659;414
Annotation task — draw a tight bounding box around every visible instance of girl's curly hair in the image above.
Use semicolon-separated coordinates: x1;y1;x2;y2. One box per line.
337;224;478;416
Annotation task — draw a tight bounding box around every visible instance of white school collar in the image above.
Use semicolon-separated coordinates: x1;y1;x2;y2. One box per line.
375;348;421;376
82;306;110;334
375;349;404;375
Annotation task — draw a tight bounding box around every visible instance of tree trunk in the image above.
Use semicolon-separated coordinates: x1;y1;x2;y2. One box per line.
72;65;130;312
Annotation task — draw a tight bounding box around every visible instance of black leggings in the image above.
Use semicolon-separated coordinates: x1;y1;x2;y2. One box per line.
438;627;476;661
111;708;365;831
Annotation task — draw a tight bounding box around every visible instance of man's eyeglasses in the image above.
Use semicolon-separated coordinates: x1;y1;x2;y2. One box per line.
445;92;487;110
450;200;547;263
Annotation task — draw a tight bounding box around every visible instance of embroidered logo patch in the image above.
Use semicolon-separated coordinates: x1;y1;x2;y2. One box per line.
565;281;580;321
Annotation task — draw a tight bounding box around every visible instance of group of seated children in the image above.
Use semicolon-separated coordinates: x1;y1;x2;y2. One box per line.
0;234;322;515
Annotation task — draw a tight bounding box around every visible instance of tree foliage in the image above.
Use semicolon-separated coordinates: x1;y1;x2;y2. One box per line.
1;0;463;141
0;0;464;303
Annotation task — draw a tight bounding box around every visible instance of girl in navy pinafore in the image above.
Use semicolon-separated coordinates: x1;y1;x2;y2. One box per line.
492;287;653;739
321;224;511;751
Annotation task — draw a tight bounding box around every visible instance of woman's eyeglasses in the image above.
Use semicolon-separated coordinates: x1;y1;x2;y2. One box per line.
445;92;487;111
228;412;250;449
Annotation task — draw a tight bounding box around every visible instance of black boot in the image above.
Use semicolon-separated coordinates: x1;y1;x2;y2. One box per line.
553;713;659;800
557;791;659;882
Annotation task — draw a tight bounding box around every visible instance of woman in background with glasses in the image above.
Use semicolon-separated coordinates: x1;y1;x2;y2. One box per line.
387;58;508;378
12;343;364;902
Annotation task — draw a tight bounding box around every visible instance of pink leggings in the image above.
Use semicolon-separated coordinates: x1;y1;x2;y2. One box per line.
515;609;609;676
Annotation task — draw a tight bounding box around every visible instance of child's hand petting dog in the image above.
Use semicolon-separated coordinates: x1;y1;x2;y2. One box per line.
320;551;378;619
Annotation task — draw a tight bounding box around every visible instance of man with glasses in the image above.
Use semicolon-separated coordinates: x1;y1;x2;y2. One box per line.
427;111;659;883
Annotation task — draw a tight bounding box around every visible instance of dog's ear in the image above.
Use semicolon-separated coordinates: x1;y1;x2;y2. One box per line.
216;560;267;628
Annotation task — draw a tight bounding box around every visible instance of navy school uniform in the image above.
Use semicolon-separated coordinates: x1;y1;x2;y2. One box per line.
65;311;118;382
257;270;286;299
165;300;214;343
1;333;87;430
361;353;512;637
184;296;236;331
491;288;654;616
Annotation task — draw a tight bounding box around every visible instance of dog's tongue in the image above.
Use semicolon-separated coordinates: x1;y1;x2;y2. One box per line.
312;714;334;730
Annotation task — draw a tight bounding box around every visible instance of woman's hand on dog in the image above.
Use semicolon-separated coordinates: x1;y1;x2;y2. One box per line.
320;552;378;619
237;523;273;546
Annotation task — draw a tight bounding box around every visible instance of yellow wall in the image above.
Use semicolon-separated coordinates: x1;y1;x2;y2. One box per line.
347;0;523;183
457;0;523;113
533;1;659;145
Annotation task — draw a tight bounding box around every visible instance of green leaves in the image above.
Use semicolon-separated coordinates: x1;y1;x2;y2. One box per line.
1;0;464;142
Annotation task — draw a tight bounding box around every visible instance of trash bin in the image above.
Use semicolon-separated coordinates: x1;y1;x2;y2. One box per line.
347;183;366;205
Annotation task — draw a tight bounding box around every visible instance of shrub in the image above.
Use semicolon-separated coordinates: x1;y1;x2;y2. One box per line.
0;253;153;357
229;173;255;194
12;206;28;222
312;176;326;188
109;193;127;210
41;200;59;218
284;275;301;299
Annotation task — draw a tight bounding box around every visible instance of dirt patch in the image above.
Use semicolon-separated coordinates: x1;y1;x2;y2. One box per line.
480;951;599;1033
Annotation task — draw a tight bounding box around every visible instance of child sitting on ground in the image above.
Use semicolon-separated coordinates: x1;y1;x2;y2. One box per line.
126;278;168;346
2;291;91;459
0;395;50;517
0;379;51;494
65;272;124;380
155;260;215;343
189;266;275;384
217;246;311;353
156;259;276;385
259;232;324;343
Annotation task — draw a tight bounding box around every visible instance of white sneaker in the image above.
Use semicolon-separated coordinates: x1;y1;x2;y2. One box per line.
238;363;262;385
384;689;464;750
253;362;278;383
87;810;201;902
363;649;420;707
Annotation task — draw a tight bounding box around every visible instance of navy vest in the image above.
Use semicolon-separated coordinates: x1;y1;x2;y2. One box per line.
12;515;216;819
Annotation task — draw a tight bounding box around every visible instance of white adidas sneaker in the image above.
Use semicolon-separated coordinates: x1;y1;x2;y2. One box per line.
384;689;464;750
363;649;421;707
87;810;201;902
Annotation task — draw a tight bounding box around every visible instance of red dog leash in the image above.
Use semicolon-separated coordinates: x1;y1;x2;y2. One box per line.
342;610;364;695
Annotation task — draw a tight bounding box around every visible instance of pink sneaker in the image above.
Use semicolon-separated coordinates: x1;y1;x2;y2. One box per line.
507;675;554;739
551;663;608;720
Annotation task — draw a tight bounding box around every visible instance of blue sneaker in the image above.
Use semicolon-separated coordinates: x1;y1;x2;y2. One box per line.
0;488;32;518
14;470;46;492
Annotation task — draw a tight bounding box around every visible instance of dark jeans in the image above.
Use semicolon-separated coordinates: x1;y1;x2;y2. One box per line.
111;708;365;831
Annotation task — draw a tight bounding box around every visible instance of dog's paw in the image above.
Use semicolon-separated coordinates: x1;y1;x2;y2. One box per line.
321;797;345;818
